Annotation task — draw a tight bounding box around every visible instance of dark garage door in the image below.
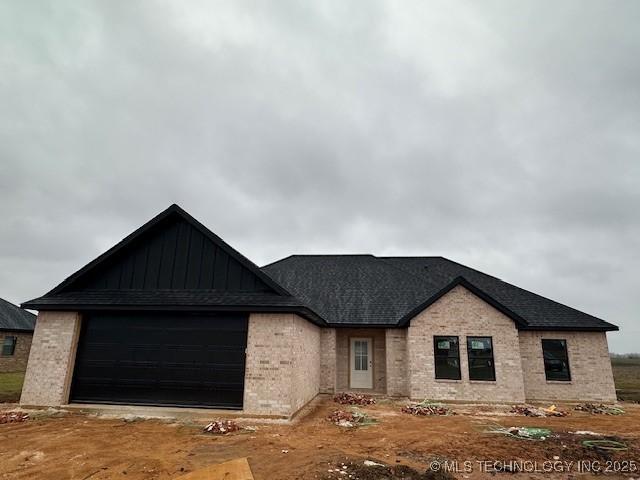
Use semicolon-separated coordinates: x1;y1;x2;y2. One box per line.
71;312;248;409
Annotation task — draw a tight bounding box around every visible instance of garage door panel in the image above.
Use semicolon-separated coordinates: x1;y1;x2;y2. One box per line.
71;312;248;408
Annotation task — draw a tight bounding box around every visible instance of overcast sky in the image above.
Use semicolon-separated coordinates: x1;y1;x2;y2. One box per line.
1;1;638;352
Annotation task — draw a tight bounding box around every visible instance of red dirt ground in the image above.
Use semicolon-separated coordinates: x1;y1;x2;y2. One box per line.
1;399;639;479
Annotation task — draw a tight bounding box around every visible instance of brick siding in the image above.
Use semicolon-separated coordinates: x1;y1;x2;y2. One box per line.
335;328;386;392
519;330;617;402
0;331;33;373
19;301;617;413
243;313;320;416
20;311;81;406
407;285;527;403
385;328;408;396
320;328;337;393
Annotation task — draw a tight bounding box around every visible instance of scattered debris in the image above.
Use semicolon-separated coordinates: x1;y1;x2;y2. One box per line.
322;460;451;480
402;400;454;416
328;409;378;428
281;449;289;454
0;411;29;424
582;439;628;451
333;392;376;406
485;424;552;441
570;430;605;436
574;403;625;415
510;404;568;417
203;420;241;435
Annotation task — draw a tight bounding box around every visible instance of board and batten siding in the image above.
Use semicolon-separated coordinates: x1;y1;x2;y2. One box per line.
70;216;272;292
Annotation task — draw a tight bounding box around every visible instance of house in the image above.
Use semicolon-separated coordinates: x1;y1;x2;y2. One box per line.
20;205;618;418
0;298;36;373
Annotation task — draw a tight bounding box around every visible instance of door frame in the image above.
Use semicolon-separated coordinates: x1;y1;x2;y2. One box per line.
348;336;374;390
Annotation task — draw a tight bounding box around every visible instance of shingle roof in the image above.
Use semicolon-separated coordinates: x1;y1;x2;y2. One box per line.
262;255;618;331
21;290;325;326
0;297;36;331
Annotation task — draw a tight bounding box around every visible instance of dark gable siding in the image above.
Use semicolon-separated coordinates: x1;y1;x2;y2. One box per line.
69;216;272;292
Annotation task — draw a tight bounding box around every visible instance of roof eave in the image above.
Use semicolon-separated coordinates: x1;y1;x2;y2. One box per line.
518;324;619;332
397;276;529;328
20;301;327;327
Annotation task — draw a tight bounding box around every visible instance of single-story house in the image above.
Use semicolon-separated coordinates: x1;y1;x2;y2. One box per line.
20;205;618;418
0;298;36;373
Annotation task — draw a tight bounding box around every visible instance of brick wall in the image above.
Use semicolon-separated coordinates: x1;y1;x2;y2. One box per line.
243;313;320;416
290;316;321;412
407;285;526;403
320;328;337;393
385;328;408;396
20;311;81;406
336;328;386;392
519;330;616;402
0;331;33;373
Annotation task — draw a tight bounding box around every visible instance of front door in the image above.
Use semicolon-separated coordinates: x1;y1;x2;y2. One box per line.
350;337;373;389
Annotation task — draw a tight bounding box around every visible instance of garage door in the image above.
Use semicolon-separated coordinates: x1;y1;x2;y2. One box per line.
70;312;248;409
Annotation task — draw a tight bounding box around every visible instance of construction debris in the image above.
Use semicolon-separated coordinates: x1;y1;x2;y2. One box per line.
333;392;376;406
0;411;29;424
328;408;378;428
574;403;625;415
510;404;568;417
570;430;604;436
402;399;454;416
485;424;552;441
582;439;628;451
203;420;241;435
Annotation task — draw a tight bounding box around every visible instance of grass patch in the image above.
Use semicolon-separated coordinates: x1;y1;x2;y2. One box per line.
611;357;640;402
0;372;25;403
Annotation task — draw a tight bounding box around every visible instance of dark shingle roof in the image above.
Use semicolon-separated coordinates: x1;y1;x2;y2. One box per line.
262;255;618;331
0;298;36;331
21;290;324;326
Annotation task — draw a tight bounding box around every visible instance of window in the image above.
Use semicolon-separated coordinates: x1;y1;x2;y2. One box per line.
542;339;571;381
434;336;461;380
1;336;16;356
354;340;368;371
467;337;495;381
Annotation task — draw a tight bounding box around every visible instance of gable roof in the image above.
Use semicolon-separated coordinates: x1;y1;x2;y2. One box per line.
0;298;36;331
43;204;290;297
20;205;330;324
262;255;618;331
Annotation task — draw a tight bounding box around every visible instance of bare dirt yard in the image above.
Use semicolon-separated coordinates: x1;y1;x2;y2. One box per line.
1;398;639;480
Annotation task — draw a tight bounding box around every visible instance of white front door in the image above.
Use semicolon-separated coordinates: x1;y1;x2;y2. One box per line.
350;337;373;389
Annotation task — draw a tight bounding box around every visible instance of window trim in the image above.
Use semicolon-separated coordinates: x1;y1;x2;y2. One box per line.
466;336;496;381
434;335;461;380
1;336;17;356
542;338;571;382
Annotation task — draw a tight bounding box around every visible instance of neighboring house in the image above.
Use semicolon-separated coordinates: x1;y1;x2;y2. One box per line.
20;205;618;418
0;298;36;373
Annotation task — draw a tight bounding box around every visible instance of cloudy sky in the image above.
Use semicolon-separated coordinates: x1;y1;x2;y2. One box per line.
1;1;638;352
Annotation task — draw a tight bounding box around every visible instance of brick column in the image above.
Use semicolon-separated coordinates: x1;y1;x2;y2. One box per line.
320;328;337;393
385;328;408;396
20;311;81;406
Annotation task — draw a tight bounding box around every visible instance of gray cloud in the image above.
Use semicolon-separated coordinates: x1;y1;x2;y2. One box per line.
1;0;638;351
